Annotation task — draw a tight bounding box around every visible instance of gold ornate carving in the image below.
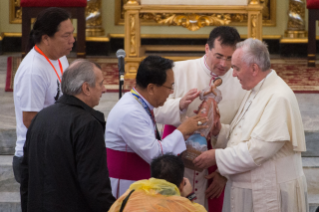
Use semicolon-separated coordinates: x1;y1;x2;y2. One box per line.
86;0;105;36
285;0;306;38
249;0;260;5
116;0;276;26
287;0;305;31
142;13;231;31
9;0;22;24
251;14;258;38
129;14;137;56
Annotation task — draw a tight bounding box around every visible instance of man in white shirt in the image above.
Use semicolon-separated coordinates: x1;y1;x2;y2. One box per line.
13;7;75;183
194;38;308;212
154;26;247;211
105;55;208;198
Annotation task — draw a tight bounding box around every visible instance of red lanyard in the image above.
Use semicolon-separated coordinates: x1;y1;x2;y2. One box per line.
34;45;63;82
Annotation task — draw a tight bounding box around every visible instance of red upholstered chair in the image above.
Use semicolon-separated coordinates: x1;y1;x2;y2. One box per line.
307;0;319;67
20;0;87;58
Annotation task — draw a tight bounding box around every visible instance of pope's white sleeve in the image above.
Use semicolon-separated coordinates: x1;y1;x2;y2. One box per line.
216;138;286;176
247;138;286;165
119;110;186;164
215;142;257;176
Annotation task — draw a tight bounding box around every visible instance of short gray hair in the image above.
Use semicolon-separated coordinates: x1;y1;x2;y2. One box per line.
61;59;97;95
236;38;271;72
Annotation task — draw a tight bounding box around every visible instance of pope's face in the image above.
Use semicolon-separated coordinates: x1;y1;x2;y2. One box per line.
231;49;254;90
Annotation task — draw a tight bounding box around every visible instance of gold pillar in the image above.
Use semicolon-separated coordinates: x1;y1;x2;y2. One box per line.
247;0;263;40
124;0;141;79
285;0;307;38
85;0;105;37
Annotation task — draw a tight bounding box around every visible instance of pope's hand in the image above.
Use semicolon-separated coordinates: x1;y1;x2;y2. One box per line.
193;149;216;170
179;88;200;111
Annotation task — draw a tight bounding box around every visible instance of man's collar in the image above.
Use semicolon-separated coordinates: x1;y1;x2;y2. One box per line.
57;94;105;124
252;70;273;93
133;87;154;110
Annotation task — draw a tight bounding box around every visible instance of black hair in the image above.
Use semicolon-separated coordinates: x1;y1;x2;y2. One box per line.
26;7;71;54
135;55;174;89
207;26;241;49
151;153;184;187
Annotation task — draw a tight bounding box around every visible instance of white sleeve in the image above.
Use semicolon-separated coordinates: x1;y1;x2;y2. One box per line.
215;138;286;176
247;138;286;165
215;142;257;176
119;110;186;164
154;97;183;127
19;73;47;112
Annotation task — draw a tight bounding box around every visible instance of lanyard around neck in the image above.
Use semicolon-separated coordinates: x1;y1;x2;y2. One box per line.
34;45;63;82
131;88;161;140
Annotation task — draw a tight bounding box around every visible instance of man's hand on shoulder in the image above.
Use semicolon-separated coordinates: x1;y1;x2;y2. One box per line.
179;89;200;111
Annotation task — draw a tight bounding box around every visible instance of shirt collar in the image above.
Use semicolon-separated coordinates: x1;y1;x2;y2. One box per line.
57;94;106;126
132;87;154;111
251;70;273;94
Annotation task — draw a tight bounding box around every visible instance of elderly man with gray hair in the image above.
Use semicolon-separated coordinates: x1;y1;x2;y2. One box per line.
194;38;308;212
20;59;115;212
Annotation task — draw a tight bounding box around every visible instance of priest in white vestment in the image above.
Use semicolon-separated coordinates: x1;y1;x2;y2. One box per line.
105;56;208;199
154;26;247;211
194;38;308;212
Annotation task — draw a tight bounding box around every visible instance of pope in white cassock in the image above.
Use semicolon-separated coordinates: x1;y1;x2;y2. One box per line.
194;38;308;212
105;55;208;199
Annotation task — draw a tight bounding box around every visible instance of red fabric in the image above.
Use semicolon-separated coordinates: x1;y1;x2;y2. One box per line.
106;148;150;181
162;125;177;138
207;140;225;212
5;57;13;92
307;0;319;9
20;0;87;7
162;125;225;212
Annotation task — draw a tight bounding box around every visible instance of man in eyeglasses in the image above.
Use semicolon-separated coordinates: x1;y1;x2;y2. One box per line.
154;26;248;212
105;55;208;199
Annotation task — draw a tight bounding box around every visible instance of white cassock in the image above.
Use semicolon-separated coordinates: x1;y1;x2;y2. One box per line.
214;70;308;212
154;56;247;207
105;91;187;198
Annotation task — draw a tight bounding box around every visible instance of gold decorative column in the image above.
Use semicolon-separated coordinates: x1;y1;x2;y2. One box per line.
124;0;141;79
285;0;307;38
247;0;263;40
85;0;105;37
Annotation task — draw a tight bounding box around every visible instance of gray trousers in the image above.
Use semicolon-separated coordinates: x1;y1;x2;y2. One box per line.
12;155;23;183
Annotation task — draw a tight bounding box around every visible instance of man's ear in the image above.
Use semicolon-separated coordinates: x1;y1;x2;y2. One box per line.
81;82;91;96
251;63;260;76
205;44;210;54
42;35;50;46
146;83;156;95
179;178;185;193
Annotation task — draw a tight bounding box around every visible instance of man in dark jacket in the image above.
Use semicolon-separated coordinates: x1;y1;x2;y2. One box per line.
20;59;115;212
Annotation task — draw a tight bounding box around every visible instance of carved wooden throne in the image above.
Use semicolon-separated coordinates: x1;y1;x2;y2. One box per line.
123;0;263;79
